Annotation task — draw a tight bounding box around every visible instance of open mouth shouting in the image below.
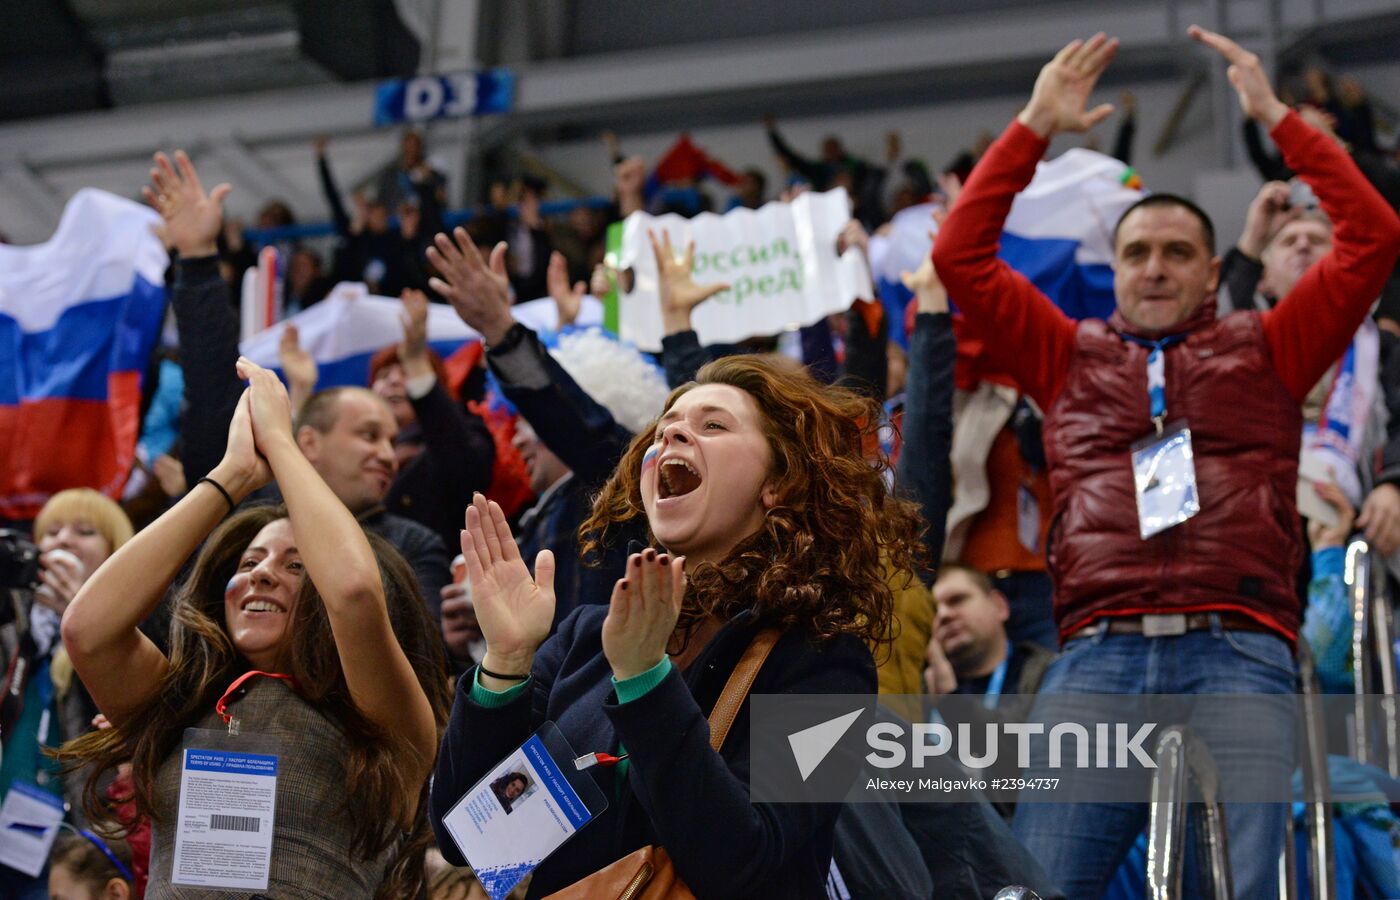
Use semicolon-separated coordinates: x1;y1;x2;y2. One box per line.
657;457;702;500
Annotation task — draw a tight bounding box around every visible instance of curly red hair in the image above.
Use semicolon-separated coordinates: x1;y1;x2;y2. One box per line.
581;354;925;645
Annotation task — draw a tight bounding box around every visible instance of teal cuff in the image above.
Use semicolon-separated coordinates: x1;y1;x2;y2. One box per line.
469;668;530;708
612;657;673;704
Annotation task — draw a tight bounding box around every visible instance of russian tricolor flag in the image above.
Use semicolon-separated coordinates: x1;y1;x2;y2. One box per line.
870;147;1144;347
238;282;604;388
0;189;168;520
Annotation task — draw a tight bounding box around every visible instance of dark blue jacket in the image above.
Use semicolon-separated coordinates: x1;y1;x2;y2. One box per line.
486;324;643;624
430;605;876;899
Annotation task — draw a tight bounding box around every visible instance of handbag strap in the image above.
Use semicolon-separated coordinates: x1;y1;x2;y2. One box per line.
707;629;781;752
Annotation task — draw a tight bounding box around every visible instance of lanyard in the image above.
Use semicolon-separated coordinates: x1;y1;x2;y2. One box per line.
1121;334;1186;434
216;670;295;735
983;641;1013;710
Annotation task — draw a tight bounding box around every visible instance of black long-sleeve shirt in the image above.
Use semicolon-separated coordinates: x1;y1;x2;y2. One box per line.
895;312;956;581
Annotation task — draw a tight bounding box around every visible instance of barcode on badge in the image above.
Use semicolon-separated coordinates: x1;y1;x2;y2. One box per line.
209;814;261;833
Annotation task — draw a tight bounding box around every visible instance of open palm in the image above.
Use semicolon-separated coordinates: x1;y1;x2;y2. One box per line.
461;495;555;667
142;150;230;258
649;229;729;316
1020;34;1118;137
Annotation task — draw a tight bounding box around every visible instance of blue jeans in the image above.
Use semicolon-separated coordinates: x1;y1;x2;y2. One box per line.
1013;616;1298;899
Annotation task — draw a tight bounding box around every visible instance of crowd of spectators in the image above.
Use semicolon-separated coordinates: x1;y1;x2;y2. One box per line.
6;23;1400;900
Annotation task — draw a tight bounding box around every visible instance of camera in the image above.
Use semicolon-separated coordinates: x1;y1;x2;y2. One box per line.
0;529;41;591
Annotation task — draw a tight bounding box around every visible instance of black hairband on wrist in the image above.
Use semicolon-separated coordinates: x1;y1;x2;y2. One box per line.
197;476;236;515
479;664;529;682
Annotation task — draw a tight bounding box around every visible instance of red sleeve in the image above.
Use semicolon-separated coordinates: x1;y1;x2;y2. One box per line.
1261;111;1400;401
931;119;1078;409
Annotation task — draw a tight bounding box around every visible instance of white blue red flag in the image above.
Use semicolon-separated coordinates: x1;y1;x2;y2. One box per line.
238;282;604;387
0;189;167;520
870;148;1144;346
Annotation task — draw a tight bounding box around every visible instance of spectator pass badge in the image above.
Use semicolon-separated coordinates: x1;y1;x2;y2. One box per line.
1131;420;1200;539
440;721;608;900
169;671;289;891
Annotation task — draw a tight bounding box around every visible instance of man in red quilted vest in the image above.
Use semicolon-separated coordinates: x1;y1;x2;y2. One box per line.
932;26;1400;898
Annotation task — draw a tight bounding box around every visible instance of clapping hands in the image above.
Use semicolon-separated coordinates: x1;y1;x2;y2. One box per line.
601;550;686;681
460;494;556;682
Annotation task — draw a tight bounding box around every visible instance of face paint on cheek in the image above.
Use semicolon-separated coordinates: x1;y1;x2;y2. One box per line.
641;445;660;477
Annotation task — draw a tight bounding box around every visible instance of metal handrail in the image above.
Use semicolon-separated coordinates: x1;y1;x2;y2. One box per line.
1146;725;1233;899
1343;538;1400;776
1296;642;1336;900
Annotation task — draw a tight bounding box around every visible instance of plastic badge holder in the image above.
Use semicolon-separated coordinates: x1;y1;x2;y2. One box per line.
171;727;282;891
1131;421;1201;539
441;721;608;900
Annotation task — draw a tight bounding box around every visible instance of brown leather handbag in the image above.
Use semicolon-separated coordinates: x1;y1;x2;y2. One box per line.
543;629;781;900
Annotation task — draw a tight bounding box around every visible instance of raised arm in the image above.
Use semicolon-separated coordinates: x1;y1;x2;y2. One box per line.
428;227;634;485
1185;25;1400;399
764;116;825;186
237;357;437;773
277;323;319;418
61;392;270;725
930;36;1114;409
147;151;244;487
651;228;729;388
896;222;956;576
314;136;352;237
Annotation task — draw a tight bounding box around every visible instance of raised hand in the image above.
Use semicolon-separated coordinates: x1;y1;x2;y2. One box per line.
152;453;188;498
460;494;555;680
1188;26;1289;128
615;157;647;216
142;150;231;258
277;324;319;412
590;263;614;298
1237;181;1300;260
901;210;950;314
648;228;730;336
1018;33;1119;138
547;251;586;329
236;357;295;457
601;549;686;680
426;227;516;345
836;220;871;259
399;288;431;369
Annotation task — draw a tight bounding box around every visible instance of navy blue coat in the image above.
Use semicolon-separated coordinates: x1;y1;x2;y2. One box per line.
486;325;643;623
430;605;876;899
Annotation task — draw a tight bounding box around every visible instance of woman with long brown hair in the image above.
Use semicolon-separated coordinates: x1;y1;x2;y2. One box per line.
57;358;449;899
428;329;925;897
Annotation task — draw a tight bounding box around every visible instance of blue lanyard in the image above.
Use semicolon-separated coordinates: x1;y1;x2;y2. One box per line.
1121;334;1186;434
983;641;1013;710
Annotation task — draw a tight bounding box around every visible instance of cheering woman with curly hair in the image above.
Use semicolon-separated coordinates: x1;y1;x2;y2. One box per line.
430;338;926;897
57;357;449;899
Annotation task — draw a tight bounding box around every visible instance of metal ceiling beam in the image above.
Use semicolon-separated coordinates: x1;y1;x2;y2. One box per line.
1;162;66;223
6;0;1400;172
